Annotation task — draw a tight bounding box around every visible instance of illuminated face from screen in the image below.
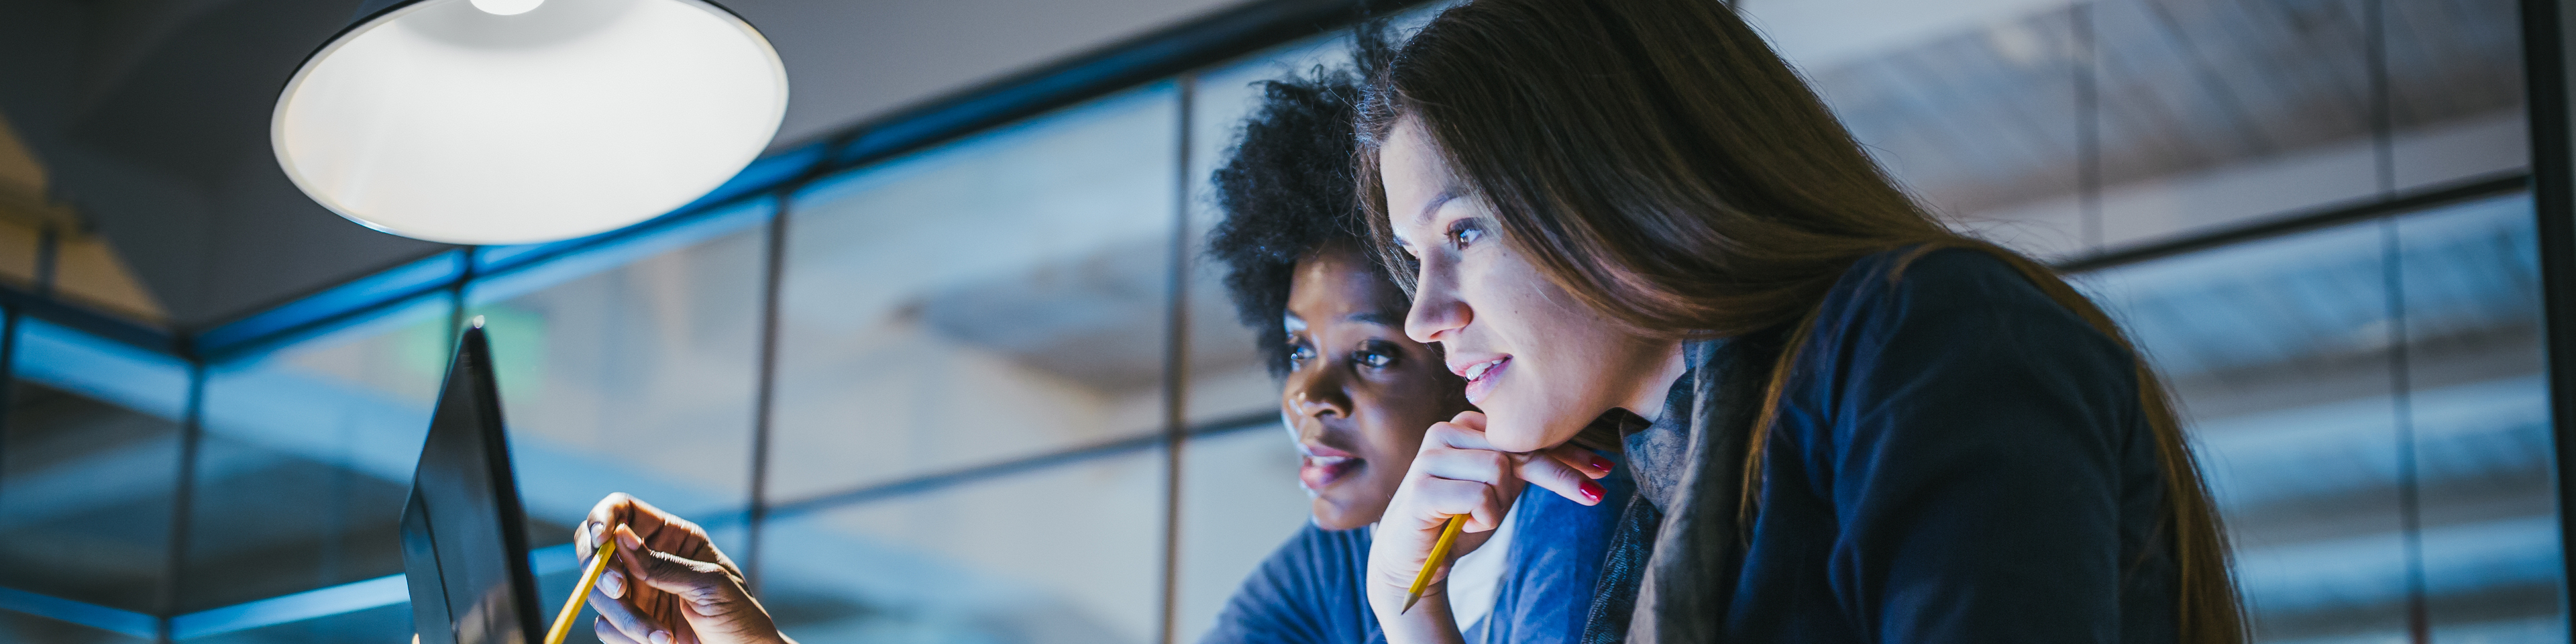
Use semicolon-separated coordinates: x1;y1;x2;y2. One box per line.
1280;246;1470;530
1380;117;1678;453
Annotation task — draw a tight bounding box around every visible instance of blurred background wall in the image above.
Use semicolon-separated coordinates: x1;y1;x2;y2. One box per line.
0;0;2559;643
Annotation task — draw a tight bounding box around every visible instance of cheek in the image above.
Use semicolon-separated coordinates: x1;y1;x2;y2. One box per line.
1460;256;1558;336
1352;384;1444;454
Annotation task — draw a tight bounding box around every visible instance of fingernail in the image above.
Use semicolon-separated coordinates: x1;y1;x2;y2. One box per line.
600;572;623;598
1591;456;1614;472
1580;480;1605;503
650;631;672;644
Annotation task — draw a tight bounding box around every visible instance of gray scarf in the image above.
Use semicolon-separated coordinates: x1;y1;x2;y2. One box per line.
1580;334;1780;643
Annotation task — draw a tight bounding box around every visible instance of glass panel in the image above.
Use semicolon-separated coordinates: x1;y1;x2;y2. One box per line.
535;548;610;644
1;317;193;614
1173;19;1450;639
771;85;1180;500
1174;424;1309;642
1170;8;1467;635
1183;34;1357;433
1756;3;2090;258
0;607;154;644
174;603;411;644
761;448;1165;643
191;294;452;612
2089;0;2376;248
2078;193;2564;643
2392;195;2563;641
2078;213;2405;642
465;203;770;555
2385;0;2526;191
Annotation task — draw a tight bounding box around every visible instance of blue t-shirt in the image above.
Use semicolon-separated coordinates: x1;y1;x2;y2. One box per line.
1201;474;1631;644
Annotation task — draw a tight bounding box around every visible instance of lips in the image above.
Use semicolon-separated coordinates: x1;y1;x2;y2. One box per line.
1457;356;1510;404
1297;443;1362;493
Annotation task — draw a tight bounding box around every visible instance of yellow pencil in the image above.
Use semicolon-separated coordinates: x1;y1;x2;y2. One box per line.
1400;515;1468;614
543;537;618;644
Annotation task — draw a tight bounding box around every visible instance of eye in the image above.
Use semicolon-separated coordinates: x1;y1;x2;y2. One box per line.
1288;341;1318;366
1352;341;1399;369
1446;219;1486;250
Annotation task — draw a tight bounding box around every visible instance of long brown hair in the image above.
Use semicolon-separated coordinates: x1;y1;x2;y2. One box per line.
1354;1;2246;641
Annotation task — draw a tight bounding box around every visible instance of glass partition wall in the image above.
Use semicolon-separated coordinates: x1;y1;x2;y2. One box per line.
0;0;2559;643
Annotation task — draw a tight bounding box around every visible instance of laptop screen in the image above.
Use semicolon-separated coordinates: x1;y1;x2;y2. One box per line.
401;323;545;644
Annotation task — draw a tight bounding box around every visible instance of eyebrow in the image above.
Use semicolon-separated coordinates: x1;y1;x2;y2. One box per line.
1390;190;1454;252
1412;191;1456;227
1345;311;1403;326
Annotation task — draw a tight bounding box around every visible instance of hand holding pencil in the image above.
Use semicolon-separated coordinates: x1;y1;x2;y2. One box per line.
578;494;794;644
1364;411;1615;643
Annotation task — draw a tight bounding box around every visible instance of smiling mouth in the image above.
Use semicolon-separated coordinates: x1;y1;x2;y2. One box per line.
1298;455;1361;492
1461;356;1509;404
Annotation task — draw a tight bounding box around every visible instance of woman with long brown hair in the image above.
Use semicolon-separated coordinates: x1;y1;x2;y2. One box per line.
1351;1;2248;643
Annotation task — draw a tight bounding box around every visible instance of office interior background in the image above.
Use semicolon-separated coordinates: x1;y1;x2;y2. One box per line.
0;0;2559;642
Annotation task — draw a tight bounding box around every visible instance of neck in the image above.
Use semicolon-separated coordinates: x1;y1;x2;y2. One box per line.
1623;342;1690;423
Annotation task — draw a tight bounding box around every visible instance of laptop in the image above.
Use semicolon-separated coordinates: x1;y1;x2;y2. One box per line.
401;321;547;644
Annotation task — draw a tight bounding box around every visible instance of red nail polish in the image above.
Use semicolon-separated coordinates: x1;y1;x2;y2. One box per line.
1592;456;1614;472
1580;480;1605;502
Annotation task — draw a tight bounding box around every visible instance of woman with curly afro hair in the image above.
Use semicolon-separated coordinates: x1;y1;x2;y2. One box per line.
1197;40;1629;644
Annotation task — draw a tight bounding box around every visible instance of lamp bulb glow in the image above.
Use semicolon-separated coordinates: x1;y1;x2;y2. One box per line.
470;0;542;15
274;0;786;246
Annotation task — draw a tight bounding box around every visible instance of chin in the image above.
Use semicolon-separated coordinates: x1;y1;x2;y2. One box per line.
1309;498;1361;531
1479;412;1553;453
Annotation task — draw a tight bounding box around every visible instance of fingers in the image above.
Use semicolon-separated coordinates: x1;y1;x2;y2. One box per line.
595;617;645;644
582;493;651;549
1428;412;1495;450
1405;452;1515;532
1411;420;1525;532
1411;476;1511;534
612;527;786;643
584;494;742;580
1540;443;1615;480
615;527;745;619
1425;411;1611;506
1515;447;1607;506
590;586;665;644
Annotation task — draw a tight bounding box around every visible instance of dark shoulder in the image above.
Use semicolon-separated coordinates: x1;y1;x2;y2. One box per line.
1807;246;2129;374
1256;522;1371;582
1204;523;1373;644
1827;246;2053;317
1818;247;2077;332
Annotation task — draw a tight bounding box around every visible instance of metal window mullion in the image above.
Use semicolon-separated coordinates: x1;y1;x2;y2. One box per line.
0;225;53;504
157;362;207;643
1157;74;1196;644
745;191;790;592
2518;0;2576;636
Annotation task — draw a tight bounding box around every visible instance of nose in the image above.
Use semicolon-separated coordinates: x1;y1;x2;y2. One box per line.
1284;359;1351;422
1405;257;1470;345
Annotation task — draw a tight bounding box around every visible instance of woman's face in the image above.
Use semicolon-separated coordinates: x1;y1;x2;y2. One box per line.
1379;118;1679;453
1281;246;1471;530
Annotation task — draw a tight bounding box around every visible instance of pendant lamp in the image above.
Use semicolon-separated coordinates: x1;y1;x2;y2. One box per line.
272;0;787;246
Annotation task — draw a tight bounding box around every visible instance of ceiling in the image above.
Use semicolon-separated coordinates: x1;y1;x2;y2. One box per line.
0;0;1254;330
0;0;2530;331
1780;0;2522;218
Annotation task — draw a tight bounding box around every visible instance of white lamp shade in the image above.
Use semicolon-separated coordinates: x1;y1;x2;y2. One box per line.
274;0;787;246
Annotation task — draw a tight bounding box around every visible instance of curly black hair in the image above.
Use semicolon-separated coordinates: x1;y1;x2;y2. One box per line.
1206;30;1399;378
